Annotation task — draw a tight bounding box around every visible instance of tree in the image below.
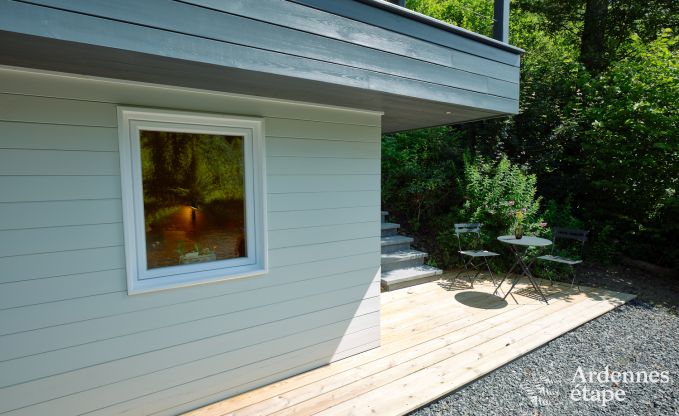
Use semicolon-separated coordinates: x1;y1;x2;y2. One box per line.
390;0;679;268
580;0;608;74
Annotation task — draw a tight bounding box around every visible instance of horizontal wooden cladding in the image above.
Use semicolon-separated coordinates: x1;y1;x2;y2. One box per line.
268;174;379;193
0;93;117;126
0;2;518;115
268;156;379;176
11;321;380;416
0;253;380;336
0;121;117;151
0;286;379;412
0;236;377;317
269;207;377;230
270;237;379;268
266;118;380;142
0;148;118;175
269;222;378;249
0;200;122;230
0;92;377;135
0;269;125;310
0;70;381;127
202;284;633;416
0;70;382;416
0;189;378;230
0;99;376;146
23;0;519;99
0;184;378;231
0;246;125;284
0;286;379;389
292;0;522;67
0;231;376;308
0;175;122;202
268;190;379;212
185;0;519;80
0;223;122;258
90;325;380;416
0;209;376;256
267;137;380;159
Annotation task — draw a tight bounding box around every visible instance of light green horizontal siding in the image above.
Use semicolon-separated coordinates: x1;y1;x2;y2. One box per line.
0;69;381;416
0;70;381;126
268;190;379;211
267;156;380;175
0;121;117;151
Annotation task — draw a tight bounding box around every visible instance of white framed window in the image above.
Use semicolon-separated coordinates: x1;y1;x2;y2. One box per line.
118;107;267;294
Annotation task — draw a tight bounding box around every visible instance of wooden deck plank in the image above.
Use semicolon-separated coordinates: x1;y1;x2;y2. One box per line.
185;278;634;416
272;292;588;415
317;289;633;415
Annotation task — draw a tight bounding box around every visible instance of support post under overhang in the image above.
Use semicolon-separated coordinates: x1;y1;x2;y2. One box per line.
493;0;509;43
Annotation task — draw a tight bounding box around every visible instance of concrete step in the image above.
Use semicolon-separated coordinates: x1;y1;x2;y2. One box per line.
381;249;427;272
381;222;399;237
380;235;414;253
380;211;388;224
381;265;443;291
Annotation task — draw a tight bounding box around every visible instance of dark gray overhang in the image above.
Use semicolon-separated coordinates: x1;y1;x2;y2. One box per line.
318;0;524;54
0;0;522;133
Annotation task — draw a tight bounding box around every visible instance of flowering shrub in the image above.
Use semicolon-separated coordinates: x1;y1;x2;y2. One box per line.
459;154;547;240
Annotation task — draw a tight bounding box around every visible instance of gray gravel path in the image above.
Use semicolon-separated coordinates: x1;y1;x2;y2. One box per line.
409;299;679;416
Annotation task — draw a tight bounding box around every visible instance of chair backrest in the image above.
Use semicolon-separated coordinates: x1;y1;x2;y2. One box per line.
454;223;482;252
551;227;589;258
454;223;481;236
553;227;589;242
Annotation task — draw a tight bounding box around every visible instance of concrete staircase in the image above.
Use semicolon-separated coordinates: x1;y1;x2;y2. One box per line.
380;211;443;291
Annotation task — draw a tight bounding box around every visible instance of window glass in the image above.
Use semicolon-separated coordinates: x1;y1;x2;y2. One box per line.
140;131;247;269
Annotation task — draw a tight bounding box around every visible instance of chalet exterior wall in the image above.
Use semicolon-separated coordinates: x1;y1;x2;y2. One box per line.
0;67;381;416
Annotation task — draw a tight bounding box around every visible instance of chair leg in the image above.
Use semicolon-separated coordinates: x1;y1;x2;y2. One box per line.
537;262;553;287
483;257;496;285
469;267;482;288
570;267;580;291
455;257;478;288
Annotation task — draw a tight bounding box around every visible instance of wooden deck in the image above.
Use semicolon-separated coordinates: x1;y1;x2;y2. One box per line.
186;275;635;416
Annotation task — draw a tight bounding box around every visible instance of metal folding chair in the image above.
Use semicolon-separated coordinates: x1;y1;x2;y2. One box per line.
454;223;499;287
536;227;588;289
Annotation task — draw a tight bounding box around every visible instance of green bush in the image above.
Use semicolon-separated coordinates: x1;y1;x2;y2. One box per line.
541;198;583;230
381;127;464;233
430;154;549;270
459;154;545;237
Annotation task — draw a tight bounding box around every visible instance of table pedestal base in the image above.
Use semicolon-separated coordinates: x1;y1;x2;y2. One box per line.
493;245;549;304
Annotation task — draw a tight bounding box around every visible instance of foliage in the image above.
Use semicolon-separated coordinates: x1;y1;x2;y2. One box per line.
381;127;464;232
541;198;583;231
141;131;245;215
459;155;544;239
407;0;494;37
578;31;679;231
383;0;679;270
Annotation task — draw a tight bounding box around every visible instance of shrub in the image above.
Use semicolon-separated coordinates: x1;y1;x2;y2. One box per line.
381;127;464;233
541;198;583;230
431;154;548;270
459;154;545;238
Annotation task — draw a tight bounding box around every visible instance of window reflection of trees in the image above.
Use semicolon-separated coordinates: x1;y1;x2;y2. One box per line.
140;131;246;269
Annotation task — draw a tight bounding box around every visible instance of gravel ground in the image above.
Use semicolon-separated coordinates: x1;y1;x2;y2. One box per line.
410;264;679;416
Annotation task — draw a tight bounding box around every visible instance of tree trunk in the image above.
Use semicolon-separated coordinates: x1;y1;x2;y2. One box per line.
580;0;608;74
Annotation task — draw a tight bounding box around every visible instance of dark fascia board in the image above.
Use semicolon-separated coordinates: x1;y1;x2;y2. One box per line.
356;0;524;54
0;31;511;133
292;0;524;58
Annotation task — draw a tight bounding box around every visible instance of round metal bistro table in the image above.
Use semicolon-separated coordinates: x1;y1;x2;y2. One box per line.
493;235;552;304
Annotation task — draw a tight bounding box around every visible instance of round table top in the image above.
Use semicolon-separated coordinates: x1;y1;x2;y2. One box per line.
497;235;552;247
